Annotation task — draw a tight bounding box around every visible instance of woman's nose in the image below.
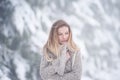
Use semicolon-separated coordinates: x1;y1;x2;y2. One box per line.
62;35;66;39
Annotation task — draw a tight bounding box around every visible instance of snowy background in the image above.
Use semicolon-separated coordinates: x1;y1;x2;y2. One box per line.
0;0;120;80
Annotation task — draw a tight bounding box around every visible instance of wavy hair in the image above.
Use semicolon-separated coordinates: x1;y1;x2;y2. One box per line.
43;20;79;61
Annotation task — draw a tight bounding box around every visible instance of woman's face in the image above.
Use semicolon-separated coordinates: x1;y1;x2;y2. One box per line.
57;26;69;45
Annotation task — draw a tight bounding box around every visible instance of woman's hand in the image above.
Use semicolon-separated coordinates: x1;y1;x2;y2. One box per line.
59;43;70;61
66;51;70;60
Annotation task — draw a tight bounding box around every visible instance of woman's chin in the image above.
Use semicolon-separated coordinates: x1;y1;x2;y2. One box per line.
60;42;67;45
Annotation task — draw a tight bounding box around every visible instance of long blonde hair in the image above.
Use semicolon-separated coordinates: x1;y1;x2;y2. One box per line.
43;20;79;61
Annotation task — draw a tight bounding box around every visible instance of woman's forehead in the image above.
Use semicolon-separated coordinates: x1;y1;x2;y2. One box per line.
58;26;69;32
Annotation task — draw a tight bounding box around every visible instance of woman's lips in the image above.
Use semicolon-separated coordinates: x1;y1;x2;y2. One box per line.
61;40;67;42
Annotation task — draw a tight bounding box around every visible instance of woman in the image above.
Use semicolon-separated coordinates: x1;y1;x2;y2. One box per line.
40;20;82;80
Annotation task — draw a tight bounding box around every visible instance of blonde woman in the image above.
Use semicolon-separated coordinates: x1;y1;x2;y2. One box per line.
40;20;82;80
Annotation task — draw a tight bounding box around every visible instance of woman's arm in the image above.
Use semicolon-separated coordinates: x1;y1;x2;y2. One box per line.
40;55;60;80
40;49;68;80
50;51;82;80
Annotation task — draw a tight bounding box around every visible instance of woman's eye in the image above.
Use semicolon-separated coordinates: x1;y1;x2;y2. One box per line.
65;32;69;35
58;33;62;35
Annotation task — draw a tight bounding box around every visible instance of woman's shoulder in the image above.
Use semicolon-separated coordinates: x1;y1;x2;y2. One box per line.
74;49;81;58
73;49;81;54
42;50;57;62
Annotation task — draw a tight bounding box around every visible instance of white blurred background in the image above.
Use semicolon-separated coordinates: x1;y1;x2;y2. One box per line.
0;0;120;80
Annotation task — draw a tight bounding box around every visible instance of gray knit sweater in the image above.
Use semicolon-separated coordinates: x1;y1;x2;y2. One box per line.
40;46;82;80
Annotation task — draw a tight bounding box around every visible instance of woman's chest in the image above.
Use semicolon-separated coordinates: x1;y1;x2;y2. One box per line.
64;58;72;73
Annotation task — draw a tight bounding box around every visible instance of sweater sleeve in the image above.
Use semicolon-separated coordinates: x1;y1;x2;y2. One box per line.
40;55;60;80
49;51;82;80
40;51;67;80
